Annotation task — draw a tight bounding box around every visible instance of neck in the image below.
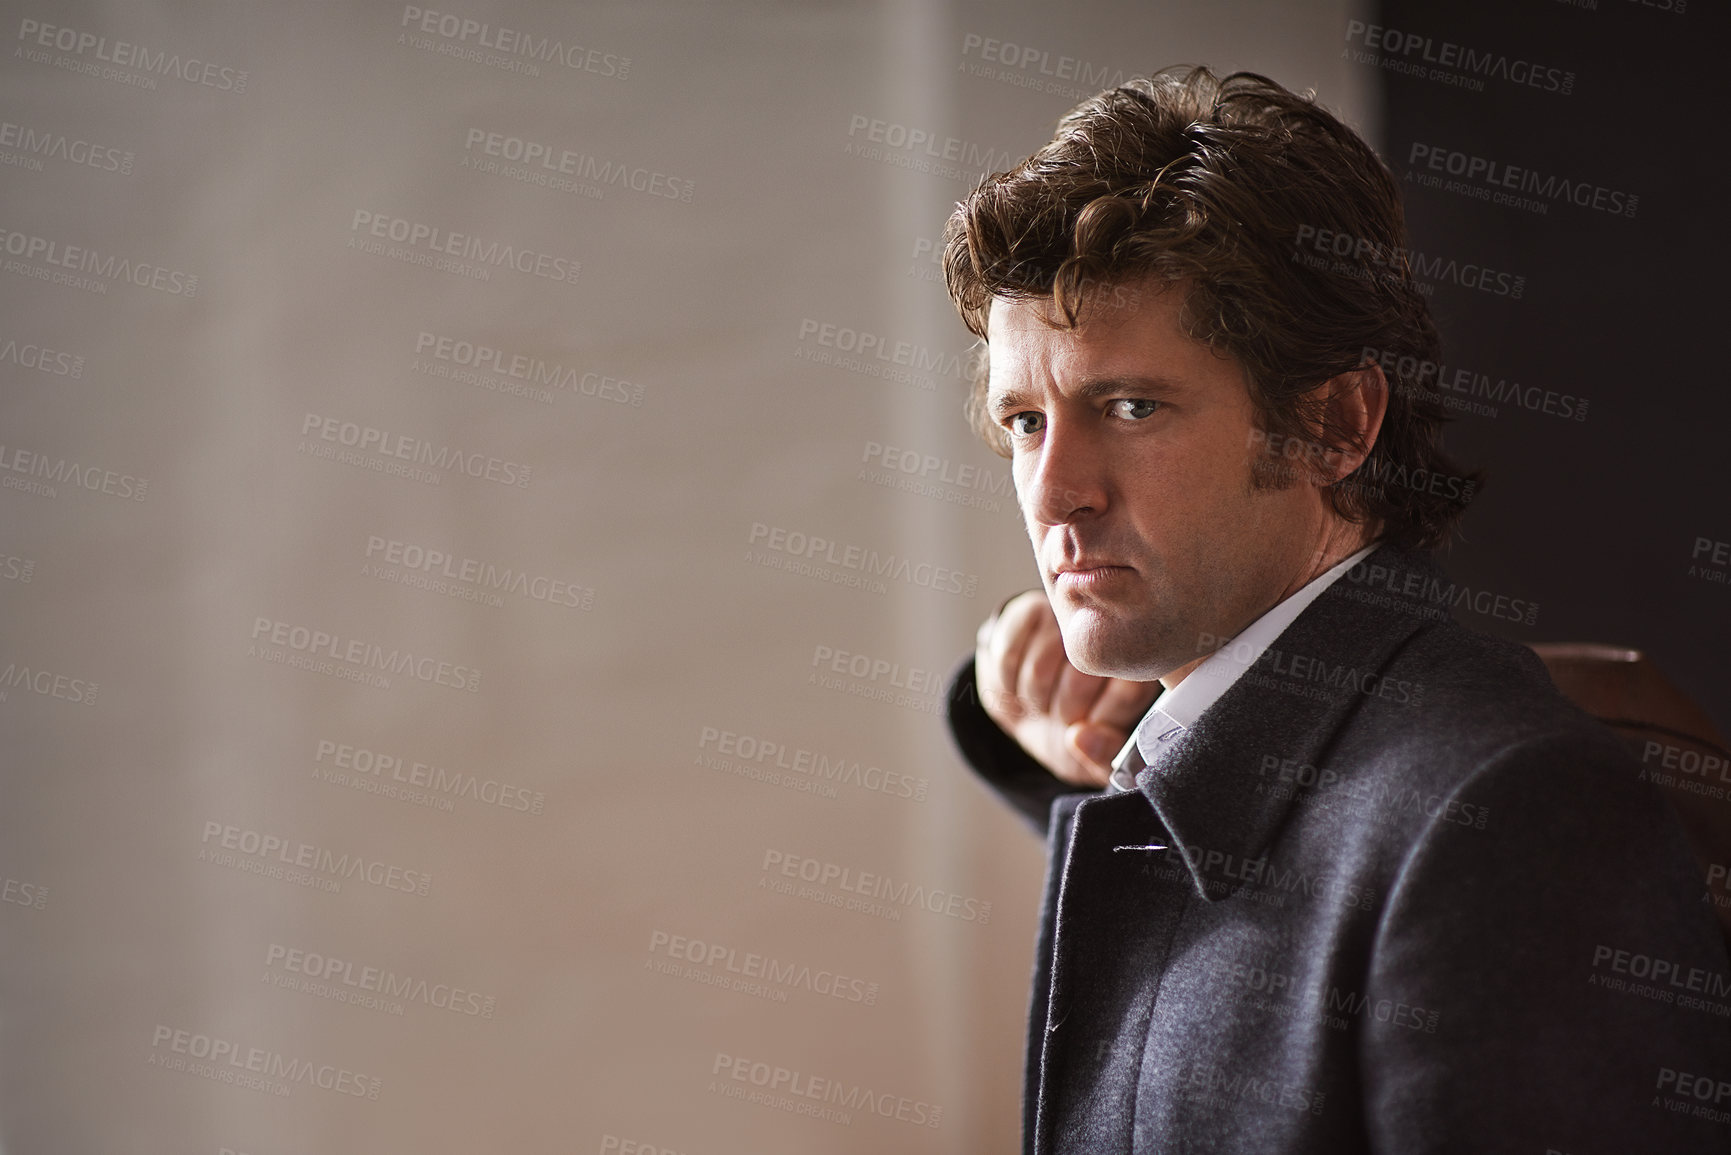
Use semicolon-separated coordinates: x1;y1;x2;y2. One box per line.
1283;520;1379;600
1159;520;1381;692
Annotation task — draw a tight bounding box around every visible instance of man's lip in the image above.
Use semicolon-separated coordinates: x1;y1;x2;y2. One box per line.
1051;563;1135;587
1053;561;1130;575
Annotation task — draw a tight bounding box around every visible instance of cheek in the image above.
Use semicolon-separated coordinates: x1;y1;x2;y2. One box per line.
1118;438;1257;552
1171;424;1259;504
1191;417;1253;472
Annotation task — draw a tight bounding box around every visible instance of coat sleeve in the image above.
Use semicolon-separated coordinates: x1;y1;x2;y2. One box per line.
1359;729;1731;1153
944;655;1094;836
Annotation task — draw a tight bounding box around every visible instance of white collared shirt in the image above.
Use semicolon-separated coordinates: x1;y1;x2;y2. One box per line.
1107;543;1379;793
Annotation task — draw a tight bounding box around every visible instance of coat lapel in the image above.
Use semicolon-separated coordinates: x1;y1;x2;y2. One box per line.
1135;542;1442;901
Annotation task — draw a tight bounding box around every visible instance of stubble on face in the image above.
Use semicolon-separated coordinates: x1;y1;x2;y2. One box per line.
990;282;1342;682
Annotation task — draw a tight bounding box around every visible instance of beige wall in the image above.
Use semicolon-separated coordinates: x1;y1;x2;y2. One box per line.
0;2;1370;1150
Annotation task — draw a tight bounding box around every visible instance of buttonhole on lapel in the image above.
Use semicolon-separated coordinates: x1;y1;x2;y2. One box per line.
1112;844;1168;853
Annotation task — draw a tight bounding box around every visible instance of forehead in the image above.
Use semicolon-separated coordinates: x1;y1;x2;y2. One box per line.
984;282;1214;392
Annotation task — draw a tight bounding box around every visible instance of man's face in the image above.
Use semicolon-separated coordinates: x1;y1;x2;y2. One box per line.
985;282;1334;681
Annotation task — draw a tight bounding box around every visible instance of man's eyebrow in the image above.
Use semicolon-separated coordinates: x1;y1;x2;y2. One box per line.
1073;375;1185;398
987;386;1034;419
989;375;1184;416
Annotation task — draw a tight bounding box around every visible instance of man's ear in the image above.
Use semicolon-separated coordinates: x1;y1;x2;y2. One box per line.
1311;363;1388;484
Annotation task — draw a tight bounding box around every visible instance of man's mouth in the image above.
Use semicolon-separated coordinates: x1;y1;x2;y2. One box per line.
1052;561;1135;593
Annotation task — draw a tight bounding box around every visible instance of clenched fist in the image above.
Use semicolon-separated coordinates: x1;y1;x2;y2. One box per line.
975;590;1161;788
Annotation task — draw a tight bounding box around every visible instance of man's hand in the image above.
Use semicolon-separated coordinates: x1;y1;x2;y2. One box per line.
975;591;1161;788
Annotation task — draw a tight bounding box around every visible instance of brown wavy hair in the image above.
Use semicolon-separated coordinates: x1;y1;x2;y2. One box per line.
943;66;1479;550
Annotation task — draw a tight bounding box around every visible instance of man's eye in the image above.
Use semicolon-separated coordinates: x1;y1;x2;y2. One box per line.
1107;399;1161;420
1008;412;1045;435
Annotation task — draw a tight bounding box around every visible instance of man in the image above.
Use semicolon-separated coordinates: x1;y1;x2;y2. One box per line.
943;67;1731;1152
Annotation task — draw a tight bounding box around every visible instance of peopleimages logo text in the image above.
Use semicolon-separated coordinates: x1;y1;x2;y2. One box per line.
748;522;978;598
398;7;630;78
349;210;580;283
16;19;249;91
1407;143;1637;218
250;617;481;692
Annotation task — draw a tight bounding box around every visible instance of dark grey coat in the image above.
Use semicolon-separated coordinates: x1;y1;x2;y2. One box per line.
947;544;1731;1153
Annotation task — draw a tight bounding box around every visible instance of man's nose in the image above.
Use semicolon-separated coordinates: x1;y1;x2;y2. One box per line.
1022;418;1108;526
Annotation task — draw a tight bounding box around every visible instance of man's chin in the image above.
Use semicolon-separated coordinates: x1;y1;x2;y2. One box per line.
1057;613;1167;681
